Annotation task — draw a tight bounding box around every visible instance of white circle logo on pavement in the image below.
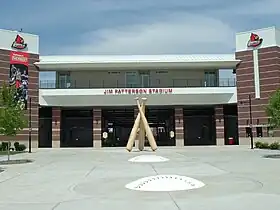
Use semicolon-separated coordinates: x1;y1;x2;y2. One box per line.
128;155;169;163
125;175;205;192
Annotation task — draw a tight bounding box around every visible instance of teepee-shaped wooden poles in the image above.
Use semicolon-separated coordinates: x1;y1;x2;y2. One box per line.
126;97;157;152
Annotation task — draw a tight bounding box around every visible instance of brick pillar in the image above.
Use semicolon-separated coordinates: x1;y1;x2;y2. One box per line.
93;108;102;148
215;106;224;146
52;107;61;148
175;108;184;147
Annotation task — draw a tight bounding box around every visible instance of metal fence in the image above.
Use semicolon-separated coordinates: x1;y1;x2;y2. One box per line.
39;78;236;89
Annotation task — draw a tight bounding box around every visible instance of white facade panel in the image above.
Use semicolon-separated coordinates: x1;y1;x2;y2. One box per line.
276;28;280;47
0;29;39;54
252;49;260;99
236;27;279;52
39;87;237;107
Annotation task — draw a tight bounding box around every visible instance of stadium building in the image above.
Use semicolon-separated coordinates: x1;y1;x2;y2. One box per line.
0;26;279;148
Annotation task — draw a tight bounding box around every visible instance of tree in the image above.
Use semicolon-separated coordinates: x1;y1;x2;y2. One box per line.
0;83;27;161
266;89;280;129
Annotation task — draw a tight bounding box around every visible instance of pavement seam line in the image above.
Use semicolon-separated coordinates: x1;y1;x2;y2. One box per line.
150;164;181;210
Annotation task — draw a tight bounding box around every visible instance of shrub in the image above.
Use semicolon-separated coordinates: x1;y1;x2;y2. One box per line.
0;142;11;151
255;141;263;148
269;142;280;150
0;143;5;151
258;142;270;149
14;142;20;151
255;141;280;150
16;144;26;151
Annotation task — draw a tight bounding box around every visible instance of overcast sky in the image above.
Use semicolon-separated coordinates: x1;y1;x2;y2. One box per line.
1;0;279;80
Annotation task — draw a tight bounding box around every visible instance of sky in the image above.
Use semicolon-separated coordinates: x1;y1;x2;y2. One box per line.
1;0;280;81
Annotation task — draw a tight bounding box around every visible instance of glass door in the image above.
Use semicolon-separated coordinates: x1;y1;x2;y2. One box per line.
141;74;150;87
125;72;139;87
204;71;217;87
58;72;70;88
59;75;67;88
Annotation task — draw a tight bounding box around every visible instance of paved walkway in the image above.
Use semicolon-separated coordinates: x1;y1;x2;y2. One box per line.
0;146;280;210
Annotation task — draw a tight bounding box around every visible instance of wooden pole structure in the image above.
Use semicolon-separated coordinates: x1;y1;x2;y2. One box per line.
126;97;157;152
138;98;146;151
126;98;142;152
136;99;157;151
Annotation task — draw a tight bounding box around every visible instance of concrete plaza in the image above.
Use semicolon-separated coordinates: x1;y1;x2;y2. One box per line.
0;146;280;210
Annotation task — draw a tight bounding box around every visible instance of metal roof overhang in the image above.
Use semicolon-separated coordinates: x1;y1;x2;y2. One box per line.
35;60;240;71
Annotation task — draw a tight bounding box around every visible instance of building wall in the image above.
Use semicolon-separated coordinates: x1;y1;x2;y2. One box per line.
63;69;215;88
0;30;39;147
235;27;280;144
46;105;227;148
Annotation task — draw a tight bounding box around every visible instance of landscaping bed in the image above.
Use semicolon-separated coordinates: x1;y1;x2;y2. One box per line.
0;142;32;165
255;141;280;150
263;154;280;159
0;151;26;156
0;159;33;165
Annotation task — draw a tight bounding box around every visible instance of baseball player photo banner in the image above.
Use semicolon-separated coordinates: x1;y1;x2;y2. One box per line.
9;51;29;110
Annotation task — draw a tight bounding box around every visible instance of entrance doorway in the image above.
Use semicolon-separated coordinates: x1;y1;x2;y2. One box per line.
223;104;239;145
184;107;216;145
146;108;175;146
102;108;134;147
38;107;52;148
60;109;93;147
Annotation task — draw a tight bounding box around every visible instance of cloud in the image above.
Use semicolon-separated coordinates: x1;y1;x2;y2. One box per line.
0;0;222;30
57;13;235;55
214;0;280;15
242;0;280;15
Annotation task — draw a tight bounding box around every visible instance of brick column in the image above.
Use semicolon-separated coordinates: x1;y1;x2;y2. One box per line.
52;107;61;148
215;106;224;146
93;108;102;148
175;108;184;147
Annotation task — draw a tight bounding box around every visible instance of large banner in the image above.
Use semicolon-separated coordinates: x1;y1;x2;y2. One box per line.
9;51;29;109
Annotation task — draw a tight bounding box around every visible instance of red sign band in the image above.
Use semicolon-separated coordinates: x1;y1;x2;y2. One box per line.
10;51;29;66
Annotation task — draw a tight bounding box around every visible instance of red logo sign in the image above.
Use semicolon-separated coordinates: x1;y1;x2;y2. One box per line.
247;33;263;48
10;51;29;66
11;35;27;50
104;88;173;95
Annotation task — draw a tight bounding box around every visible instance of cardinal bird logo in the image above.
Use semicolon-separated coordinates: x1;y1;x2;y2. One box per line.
11;35;27;50
247;33;263;48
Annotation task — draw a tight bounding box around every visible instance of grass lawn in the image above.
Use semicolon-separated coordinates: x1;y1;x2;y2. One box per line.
0;151;25;156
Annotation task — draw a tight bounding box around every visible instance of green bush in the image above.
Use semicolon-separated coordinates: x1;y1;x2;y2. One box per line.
0;143;5;151
255;141;280;150
255;142;270;149
260;142;270;149
0;142;11;151
269;142;280;150
255;141;263;148
14;142;20;151
16;144;26;151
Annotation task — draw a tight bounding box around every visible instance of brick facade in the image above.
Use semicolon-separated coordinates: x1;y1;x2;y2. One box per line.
175;108;184;147
52;107;61;148
93;108;102;148
236;46;280;143
215;105;224;145
0;49;39;147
